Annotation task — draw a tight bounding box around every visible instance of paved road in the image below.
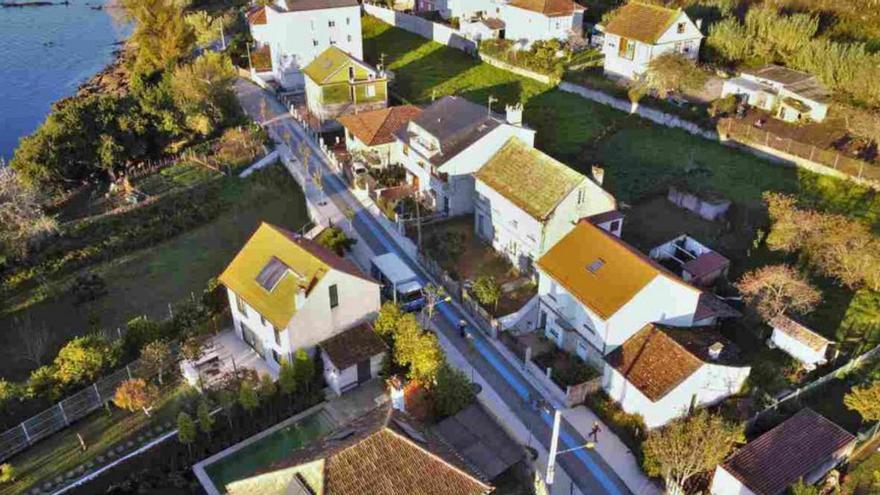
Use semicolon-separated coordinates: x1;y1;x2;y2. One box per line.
235;80;632;495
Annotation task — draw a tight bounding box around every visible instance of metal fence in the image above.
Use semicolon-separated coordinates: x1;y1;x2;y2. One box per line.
721;118;880;184
0;360;148;464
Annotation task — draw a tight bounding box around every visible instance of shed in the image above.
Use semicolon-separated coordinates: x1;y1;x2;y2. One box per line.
768;315;831;369
667;185;731;221
320;323;388;395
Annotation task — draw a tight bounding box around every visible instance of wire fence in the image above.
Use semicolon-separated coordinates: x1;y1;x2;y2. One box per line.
0;360;153;464
721;118;880;184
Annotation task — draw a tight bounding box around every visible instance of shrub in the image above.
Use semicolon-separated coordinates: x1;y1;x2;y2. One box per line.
69;272;108;305
316;227;357;256
27;365;59;400
124;316;168;357
472;275;501;312
54;334;119;386
583;391;647;458
0;463;15;484
113;378;159;415
433;364;476;418
709;95;738;118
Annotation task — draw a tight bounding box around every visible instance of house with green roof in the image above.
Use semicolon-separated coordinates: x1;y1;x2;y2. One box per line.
598;1;703;79
473;137;616;273
303;46;388;129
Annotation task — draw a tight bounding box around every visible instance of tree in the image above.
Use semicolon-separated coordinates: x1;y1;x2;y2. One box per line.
170;52;238;136
298;141;313;175
54;335;119;385
0;463;16;484
420;283;447;326
789;478;819;495
0;380;16;415
120;0;194;74
258;373;277;401
433;364;476;417
27;365;59;400
643;53;708;99
216;388;236;429
394;316;444;385
736;265;821;323
642;410;741;495
180;335;205;363
0;167;56;262
140;340;173;385
472;276;502;312
113;379;159;416
374;302;404;339
14;314;49;367
293;349;315;393
844;380;880;422
316;227;357;256
196;400;215;441
278;358;297;404
177;412;196;457
238;380;259;417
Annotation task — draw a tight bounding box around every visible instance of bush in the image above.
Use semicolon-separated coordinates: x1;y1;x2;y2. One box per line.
315;227;357;256
583;391;647;459
0;463;15;484
433;364;476;418
424;230;464;265
480;39;568;79
124;316;169;359
709;95;738;118
69;272;108;305
27;365;59;400
54;334;120;386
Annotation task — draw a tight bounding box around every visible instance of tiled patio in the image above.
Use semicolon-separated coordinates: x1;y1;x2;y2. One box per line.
181;329;277;390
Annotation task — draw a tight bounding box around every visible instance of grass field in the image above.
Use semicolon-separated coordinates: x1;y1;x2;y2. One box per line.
363;15;880;364
0;164;309;381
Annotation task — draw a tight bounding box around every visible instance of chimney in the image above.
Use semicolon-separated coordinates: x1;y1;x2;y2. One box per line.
388;376;406;413
505;103;523;126
294;287;307;311
708;342;724;360
695;18;703;30
591;165;605;186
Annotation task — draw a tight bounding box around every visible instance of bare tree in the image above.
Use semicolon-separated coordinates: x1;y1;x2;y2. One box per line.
297;141;313;175
0;167;56;261
14;314;49;367
736;264;821;323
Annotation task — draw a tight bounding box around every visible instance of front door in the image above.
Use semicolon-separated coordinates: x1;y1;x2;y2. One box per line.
241;324;265;358
356;359;371;384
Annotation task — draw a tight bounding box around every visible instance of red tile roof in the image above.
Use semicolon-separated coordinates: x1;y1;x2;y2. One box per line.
338;105;423;146
720;409;854;495
508;0;585;17
770;315;830;352
320;323;388;370
683;251;729;279
274;224;379;286
246;6;267;25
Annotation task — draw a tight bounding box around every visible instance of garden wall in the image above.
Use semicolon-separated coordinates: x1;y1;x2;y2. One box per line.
479;54;557;85
523;355;601;408
363;3;477;54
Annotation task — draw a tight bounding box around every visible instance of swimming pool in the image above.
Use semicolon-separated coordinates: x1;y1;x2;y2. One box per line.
203;408;336;493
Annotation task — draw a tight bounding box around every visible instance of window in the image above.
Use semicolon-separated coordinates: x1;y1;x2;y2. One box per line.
271;349;282;365
609;220;621;233
313;39;319;47
330;40;337;46
365;85;376;97
260;315;268;327
577;188;586;205
510;219;518;229
348;66;355;80
329;20;336;27
235;294;248;317
618;38;635;60
273;326;282;346
346;17;350;25
582;323;596;335
539;311;548;329
329;284;339;309
677;22;686;34
347;34;352;42
547;326;560;341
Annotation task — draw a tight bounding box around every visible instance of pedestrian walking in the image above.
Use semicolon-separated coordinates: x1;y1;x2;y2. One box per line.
589;421;601;444
459;319;467;338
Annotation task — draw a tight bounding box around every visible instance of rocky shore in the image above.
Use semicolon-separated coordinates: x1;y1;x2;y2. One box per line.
75;42;133;99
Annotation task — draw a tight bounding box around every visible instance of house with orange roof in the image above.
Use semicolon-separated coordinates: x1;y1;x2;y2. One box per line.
219;223;381;372
337;105;423;167
598;2;703;79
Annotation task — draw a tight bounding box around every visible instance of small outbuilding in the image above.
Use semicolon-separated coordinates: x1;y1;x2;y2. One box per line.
649;234;730;288
721;64;831;123
768;315;831;369
320;323;388;396
710;408;855;495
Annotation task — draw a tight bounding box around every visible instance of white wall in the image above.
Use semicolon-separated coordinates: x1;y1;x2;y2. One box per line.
771;328;827;366
501;6;582;46
603;360;749;428
228;271;381;370
257;5;363;89
322;350;386;395
710;466;758;495
364;3;478;54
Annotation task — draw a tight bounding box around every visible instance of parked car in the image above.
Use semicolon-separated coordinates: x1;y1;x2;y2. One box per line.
370;253;426;312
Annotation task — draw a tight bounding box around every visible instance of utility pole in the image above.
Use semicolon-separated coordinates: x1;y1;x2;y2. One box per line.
246;42;253;73
219;23;227;50
546;409;561;488
414;189;423;250
487;95;498;117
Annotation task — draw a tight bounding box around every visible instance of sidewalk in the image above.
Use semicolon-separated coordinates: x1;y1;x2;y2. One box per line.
235;78;654;495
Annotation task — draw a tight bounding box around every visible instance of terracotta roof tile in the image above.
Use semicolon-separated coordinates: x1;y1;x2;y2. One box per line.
721;409;854;495
320;323;388;370
247;6;267;25
602;2;683;44
338;105;423;146
682;251;729;279
508;0;584;17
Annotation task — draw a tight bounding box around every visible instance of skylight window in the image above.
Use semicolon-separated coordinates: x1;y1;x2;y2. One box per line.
586;258;605;274
256;257;290;291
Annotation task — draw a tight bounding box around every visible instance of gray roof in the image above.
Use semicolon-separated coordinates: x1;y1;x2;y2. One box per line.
432;403;523;480
280;0;359;12
395;96;502;166
743;65;830;103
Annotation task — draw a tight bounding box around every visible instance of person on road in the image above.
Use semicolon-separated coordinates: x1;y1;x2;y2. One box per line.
459;319;467;338
589;421;601;444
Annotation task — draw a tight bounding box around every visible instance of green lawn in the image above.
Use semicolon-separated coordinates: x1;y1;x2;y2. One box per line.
0;381;196;495
0;164;309;381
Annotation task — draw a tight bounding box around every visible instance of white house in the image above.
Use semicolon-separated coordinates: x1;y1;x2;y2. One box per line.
599;2;703;80
394;96;535;217
711;408;855;495
721;65;831;123
416;0;496;20
219;223;381;372
338;105;423;167
473;137;616;273
497;0;585;46
247;0;362;90
533;219;737;368
769;315;831;369
319;322;387;395
603;324;750;428
460;16;506;43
